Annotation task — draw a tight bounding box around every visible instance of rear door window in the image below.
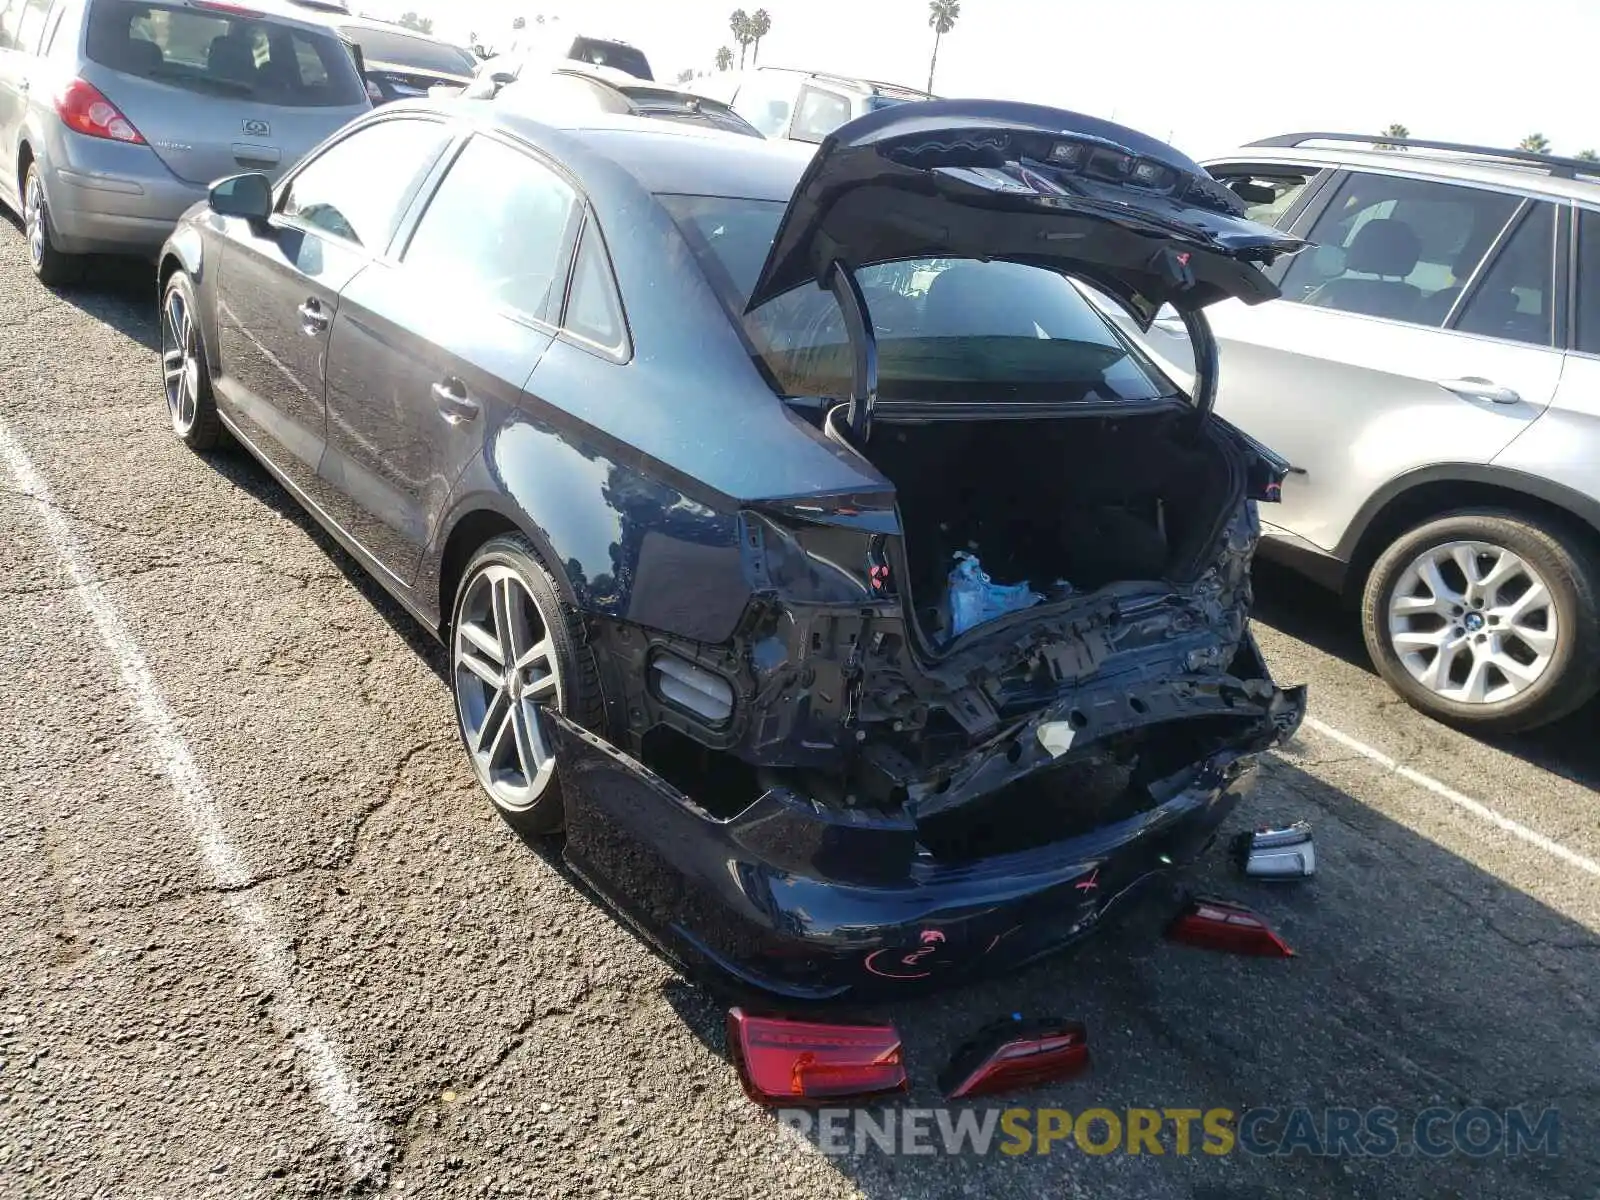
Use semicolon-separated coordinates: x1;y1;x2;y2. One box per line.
1278;171;1521;325
84;0;365;107
1578;208;1600;354
278;117;451;250
400;135;579;323
1450;202;1556;346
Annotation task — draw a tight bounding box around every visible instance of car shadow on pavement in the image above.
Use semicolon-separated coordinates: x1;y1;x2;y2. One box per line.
0;223;163;353
658;753;1597;1200
1250;559;1600;791
202;445;451;684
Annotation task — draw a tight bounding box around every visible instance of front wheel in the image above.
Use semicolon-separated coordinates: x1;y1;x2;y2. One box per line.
23;162;83;287
449;536;604;837
1361;510;1600;733
159;271;225;450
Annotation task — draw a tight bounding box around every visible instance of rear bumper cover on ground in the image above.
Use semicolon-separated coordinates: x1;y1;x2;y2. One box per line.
547;679;1306;1001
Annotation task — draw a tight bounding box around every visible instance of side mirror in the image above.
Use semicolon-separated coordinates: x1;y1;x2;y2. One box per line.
208;172;273;222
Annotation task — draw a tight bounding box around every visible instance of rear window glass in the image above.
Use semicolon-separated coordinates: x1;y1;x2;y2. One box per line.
567;36;651;80
661;194;1173;405
339;25;476;76
85;0;365;107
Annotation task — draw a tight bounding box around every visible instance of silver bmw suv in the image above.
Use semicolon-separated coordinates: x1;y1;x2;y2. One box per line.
0;0;370;285
1121;133;1600;733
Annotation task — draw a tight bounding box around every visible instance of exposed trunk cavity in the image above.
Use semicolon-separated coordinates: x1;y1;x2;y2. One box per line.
862;410;1239;646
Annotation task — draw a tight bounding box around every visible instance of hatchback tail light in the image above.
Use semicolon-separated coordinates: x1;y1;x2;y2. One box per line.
940;1016;1090;1099
1165;896;1295;957
726;1008;907;1106
55;79;144;145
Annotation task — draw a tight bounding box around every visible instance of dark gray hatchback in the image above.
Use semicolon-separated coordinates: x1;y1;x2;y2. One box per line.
155;99;1308;998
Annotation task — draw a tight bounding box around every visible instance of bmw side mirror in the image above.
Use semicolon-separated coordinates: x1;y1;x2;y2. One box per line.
208;172;273;224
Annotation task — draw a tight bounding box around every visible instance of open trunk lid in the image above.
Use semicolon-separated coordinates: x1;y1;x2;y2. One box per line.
744;99;1304;323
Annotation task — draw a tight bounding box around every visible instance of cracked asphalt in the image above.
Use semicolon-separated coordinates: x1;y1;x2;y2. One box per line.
1;220;1597;1200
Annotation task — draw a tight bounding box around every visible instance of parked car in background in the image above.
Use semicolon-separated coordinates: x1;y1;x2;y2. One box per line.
297;11;478;104
475;31;652;87
0;0;369;285
725;67;933;143
1106;133;1600;732
463;63;762;139
153;99;1307;997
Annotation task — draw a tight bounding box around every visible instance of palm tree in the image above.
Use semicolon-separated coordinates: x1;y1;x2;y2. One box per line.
715;45;734;72
676;68;695;84
926;0;960;95
511;16;525;30
1578;149;1599;162
1518;133;1552;154
749;9;771;64
730;9;752;68
398;11;433;34
1375;122;1410;150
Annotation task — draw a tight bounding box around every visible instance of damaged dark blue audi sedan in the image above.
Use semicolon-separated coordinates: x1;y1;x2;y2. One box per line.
156;97;1309;1000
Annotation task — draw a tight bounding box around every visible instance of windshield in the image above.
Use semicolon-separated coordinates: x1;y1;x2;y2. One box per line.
341;25;476;75
85;0;366;107
661;194;1175;405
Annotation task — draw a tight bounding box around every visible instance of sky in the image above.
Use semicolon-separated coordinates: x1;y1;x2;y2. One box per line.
358;0;1599;161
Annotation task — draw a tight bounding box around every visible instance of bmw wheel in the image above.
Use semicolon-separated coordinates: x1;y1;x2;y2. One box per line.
450;536;604;836
1362;510;1600;733
23;162;82;287
160;271;224;450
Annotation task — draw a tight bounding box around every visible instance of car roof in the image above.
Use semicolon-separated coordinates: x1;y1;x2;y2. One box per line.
1210;141;1600;206
473;105;813;199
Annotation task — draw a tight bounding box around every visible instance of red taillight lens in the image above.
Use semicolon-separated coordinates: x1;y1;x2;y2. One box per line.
726;1008;907;1107
1165;897;1295;957
55;79;145;145
940;1017;1090;1099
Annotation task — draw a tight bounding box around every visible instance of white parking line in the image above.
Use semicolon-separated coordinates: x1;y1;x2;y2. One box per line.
1304;715;1600;879
0;420;388;1182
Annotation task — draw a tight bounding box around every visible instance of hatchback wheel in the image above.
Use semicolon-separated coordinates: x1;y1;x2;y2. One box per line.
23;163;82;287
160;272;224;450
1362;510;1600;733
450;536;604;836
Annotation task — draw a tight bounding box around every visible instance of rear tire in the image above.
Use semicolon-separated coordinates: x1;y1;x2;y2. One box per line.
159;271;225;451
23;162;83;287
449;536;604;837
1361;509;1600;733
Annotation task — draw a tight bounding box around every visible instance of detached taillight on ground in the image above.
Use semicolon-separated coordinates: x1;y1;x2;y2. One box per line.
1232;821;1316;880
940;1016;1090;1100
726;1008;907;1106
1165;897;1295;957
55;80;144;144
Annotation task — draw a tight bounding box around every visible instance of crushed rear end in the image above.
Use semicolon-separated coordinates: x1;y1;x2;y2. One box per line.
550;101;1308;999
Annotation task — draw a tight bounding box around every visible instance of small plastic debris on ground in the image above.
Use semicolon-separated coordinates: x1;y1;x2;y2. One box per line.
945;552;1044;638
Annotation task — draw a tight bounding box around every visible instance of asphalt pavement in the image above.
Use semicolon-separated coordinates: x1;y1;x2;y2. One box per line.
1;223;1596;1200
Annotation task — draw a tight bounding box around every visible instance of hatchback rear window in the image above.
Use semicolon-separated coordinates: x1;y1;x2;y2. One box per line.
85;0;365;107
662;194;1174;405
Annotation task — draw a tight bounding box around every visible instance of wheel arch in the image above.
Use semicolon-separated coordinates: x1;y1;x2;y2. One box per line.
1335;465;1600;599
428;501;575;639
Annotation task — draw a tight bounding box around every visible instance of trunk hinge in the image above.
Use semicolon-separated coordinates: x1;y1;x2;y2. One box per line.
826;260;879;444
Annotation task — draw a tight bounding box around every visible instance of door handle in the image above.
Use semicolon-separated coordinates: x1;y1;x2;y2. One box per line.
1437;377;1521;405
297;299;328;334
431;379;479;423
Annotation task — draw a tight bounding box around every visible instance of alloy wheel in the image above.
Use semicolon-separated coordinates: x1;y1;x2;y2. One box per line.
161;289;202;433
1386;540;1559;705
24;170;45;270
453;564;565;811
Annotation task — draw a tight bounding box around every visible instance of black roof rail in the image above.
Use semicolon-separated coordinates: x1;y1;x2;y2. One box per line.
1246;131;1600;180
